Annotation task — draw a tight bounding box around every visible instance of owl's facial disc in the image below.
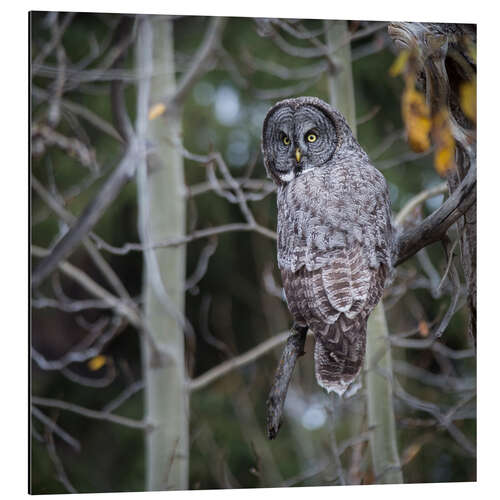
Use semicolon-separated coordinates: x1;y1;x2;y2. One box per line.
265;104;337;184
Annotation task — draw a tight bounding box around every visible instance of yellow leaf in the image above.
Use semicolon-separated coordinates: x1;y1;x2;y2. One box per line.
88;355;107;371
402;442;423;465
464;36;476;65
402;79;432;153
418;320;429;337
460;79;476;123
389;49;410;77
148;102;166;120
432;109;456;176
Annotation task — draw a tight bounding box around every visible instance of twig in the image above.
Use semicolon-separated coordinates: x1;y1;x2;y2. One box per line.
32;140;140;287
45;432;78;494
185;238;218;290
155;17;226;114
32;316;123;371
31;245;142;328
31;176;131;300
102;380;145;414
189;329;293;392
32;12;76;71
32;123;97;169
31;406;81;452
395;182;448;226
32;396;151;430
393;380;476;456
35;87;124;142
93;222;277;255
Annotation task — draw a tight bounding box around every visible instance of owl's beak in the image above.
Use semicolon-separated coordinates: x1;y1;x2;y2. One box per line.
295;148;302;163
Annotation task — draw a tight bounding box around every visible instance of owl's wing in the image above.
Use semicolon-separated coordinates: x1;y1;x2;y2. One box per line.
283;242;381;330
282;242;387;394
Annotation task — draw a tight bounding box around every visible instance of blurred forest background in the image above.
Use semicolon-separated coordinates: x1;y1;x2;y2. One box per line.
30;12;476;494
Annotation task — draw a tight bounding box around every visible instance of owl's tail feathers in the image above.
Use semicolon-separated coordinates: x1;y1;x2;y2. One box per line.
313;317;367;396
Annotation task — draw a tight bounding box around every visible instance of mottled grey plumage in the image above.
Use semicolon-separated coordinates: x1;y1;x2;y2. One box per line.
262;96;394;395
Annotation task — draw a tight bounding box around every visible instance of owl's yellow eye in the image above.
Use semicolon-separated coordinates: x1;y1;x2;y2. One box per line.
283;136;291;145
307;133;317;143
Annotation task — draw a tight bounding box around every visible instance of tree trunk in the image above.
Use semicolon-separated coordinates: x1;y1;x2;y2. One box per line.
137;16;189;491
325;20;402;485
365;304;403;483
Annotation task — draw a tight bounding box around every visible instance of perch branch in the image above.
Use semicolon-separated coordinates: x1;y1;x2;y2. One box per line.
394;163;476;267
266;325;308;440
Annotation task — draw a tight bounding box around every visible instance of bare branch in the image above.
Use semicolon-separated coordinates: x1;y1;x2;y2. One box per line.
189;329;294;392
32;123;97;170
31;245;142;328
151;17;226;114
32;176;131;300
93;222;276;255
395;182;448;226
45;432;78;494
32;396;152;430
102;380;145;414
394;163;476;267
32;12;76;71
32;316;124;371
32;406;81;452
185;238;218;291
266;325;309;440
32;140;139;288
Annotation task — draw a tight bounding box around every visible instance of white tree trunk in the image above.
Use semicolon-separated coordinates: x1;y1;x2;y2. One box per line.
324;20;402;485
137;16;189;491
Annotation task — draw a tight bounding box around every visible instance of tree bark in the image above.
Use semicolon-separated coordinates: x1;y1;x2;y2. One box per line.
388;22;477;343
137;16;189;491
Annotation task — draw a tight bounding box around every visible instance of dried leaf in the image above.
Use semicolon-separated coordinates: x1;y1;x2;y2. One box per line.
464;36;476;65
418;320;429;337
402;442;423;465
432;109;456;176
148;102;166;120
402;79;432;153
389;49;410;77
460;79;476;123
88;355;107;371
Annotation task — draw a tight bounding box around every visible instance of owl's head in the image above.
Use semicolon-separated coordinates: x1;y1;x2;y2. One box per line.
262;96;352;185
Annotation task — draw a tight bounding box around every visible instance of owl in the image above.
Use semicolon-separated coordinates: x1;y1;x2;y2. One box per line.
262;96;394;395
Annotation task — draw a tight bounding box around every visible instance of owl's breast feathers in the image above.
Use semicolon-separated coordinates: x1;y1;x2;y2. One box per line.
277;160;393;394
277;160;393;274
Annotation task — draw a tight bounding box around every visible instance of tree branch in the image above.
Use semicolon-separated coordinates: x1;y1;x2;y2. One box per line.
189;329;292;392
31;245;142;328
266;325;308;440
394;163;476;267
32;141;139;288
31;396;151;430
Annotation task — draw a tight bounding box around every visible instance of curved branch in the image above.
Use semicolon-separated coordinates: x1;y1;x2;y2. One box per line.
31;141;139;288
394;163;476;267
189;330;291;392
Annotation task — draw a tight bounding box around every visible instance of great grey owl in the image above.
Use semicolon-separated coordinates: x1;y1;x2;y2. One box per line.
262;96;393;395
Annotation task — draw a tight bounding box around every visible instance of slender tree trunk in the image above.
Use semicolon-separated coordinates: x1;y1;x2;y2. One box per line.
137;16;189;491
325;21;357;134
324;20;402;485
365;304;403;483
